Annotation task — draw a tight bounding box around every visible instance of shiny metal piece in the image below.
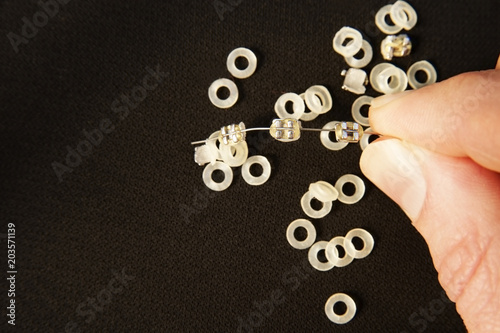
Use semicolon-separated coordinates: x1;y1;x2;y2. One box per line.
335;121;365;143
219;122;246;145
381;34;412;61
269;118;301;142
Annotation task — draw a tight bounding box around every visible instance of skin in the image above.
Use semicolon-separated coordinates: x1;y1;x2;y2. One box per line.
360;57;500;333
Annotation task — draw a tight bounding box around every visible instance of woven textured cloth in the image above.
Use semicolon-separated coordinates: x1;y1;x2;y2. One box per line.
1;0;498;331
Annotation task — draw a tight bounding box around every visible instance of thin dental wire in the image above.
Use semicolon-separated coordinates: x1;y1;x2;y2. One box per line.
191;126;379;145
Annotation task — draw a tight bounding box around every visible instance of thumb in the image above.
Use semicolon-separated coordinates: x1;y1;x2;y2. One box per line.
360;139;500;332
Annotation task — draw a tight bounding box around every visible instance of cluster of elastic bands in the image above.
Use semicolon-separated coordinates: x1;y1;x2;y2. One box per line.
193;1;439;325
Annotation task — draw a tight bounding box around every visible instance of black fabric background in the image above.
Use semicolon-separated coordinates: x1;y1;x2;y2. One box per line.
1;0;498;332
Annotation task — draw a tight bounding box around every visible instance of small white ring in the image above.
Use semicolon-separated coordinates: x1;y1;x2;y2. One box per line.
351;95;373;127
360;127;378;151
309;181;338;202
344;228;375;259
375;66;408;94
325;236;354;267
241;155;271;186
299;93;320;121
369;63;395;92
407;60;437;89
332;26;363;58
274;93;305;119
390;0;418;31
344;40;373;69
301;191;332;219
286;219;316;250
308;241;334;271
208;78;238;109
304;85;333;114
219;141;248;167
226;47;257;79
335;174;365;204
206;131;222;164
375;5;403;34
202;161;233;191
325;293;356;324
320;121;349;151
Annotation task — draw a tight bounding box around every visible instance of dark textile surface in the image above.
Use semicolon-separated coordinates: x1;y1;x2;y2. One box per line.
1;0;498;332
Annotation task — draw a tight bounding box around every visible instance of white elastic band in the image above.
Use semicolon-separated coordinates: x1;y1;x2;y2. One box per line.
309;181;338;202
351;95;373;127
375;4;403;34
274;92;305;120
325;293;357;324
344;228;375;259
325;236;354;267
360;127;377;151
202;161;233;191
301;191;332;219
407;60;437;89
344;39;373;69
333;26;363;58
286;219;316;250
335;174;365;204
308;241;334;271
299;93;320;121
304;85;332;115
226;47;257;79
374;66;408;95
320;121;349;151
219;141;248;167
208;78;239;109
241;155;271;186
206;131;222;164
391;0;418;31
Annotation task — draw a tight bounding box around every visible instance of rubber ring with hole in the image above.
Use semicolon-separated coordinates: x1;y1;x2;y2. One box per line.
309;181;338;202
304;85;332;114
375;4;403;34
286;219;316;250
332;26;363;58
301;191;332;219
308;241;334;271
208;78;239;109
369;63;395;92
274;92;305;119
335;174;365;204
320;121;349;151
390;0;418;31
202;161;233;191
360;127;377;151
407;60;437;89
206;131;222;164
299;93;320;121
344;228;374;259
325;236;354;267
219;141;248;167
344;39;373;69
241;155;271;186
375;66;408;94
226;47;257;79
325;293;357;324
351;95;373;127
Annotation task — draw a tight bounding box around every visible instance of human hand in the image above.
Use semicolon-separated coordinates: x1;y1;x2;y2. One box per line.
360;58;500;332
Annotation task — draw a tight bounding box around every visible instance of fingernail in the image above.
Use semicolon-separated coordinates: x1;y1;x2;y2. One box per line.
371;90;412;109
360;139;427;221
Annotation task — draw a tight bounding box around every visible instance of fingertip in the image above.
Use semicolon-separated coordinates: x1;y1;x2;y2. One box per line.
360;139;427;221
